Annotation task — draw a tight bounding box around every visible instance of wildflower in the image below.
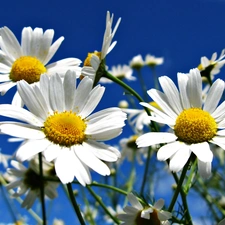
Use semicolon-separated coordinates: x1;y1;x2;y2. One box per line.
6;158;58;209
81;11;121;85
0;71;126;185
117;193;171;225
100;64;135;83
198;49;225;83
129;55;145;70
145;54;164;67
0;26;81;106
137;68;225;178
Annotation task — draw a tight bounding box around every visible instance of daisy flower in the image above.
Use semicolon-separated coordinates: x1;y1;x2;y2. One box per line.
117;193;171;225
129;55;145;70
100;64;135;83
137;68;225;178
145;54;164;67
198;49;225;82
6;158;58;209
0;26;82;106
118;135;148;165
81;11;121;83
0;71;126;185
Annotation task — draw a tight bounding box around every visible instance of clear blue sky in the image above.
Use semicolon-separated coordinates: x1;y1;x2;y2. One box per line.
1;0;225;224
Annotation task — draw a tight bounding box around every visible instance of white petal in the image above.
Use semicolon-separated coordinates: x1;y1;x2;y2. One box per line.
187;69;202;108
127;193;143;210
190;142;213;162
0;104;43;126
153;199;164;210
136;132;177;148
198;160;211;178
157;141;182;161
75;143;110;176
49;73;64;112
0;123;44;139
44;144;61;162
203;79;224;113
16;139;50;161
169;146;191;172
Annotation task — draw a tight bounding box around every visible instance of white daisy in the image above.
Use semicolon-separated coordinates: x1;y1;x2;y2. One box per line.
6;159;58;209
117;193;171;225
0;26;82;106
100;64;135;83
81;11;121;82
198;49;225;82
0;71;126;185
145;54;164;67
119;135;148;165
129;55;145;70
137;68;225;178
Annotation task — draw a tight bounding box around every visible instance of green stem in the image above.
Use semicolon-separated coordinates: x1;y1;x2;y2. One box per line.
86;185;120;224
168;158;191;212
140;147;152;195
137;69;148;101
38;153;47;225
104;71;158;132
66;183;86;225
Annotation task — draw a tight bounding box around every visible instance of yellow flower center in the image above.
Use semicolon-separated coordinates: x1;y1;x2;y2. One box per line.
83;52;101;67
127;135;138;149
42;111;87;147
174;108;217;144
135;209;160;225
10;56;47;84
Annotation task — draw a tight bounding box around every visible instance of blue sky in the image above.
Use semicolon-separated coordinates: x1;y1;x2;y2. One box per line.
1;0;225;224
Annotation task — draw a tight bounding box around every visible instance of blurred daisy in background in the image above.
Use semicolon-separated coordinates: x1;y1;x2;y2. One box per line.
100;64;135;83
0;26;81;106
145;54;164;67
129;54;145;71
117;193;171;225
6;158;58;209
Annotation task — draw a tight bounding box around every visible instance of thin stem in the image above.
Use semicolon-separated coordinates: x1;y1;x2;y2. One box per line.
140;147;152;195
66;183;86;225
104;71;158;132
137;69;148;101
38;153;47;225
86;185;120;224
168;157;191;212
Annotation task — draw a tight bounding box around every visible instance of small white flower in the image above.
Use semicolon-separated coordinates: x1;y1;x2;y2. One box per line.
129;55;145;70
6;159;58;209
137;68;225;178
0;71;126;185
118;193;171;225
118;135;148;165
100;64;135;83
145;54;164;67
0;26;82;106
82;11;121;80
198;49;225;81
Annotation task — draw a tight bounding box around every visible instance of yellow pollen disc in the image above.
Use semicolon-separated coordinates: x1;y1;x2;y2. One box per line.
42;111;87;147
127;135;138;149
83;52;101;66
10;56;46;84
174;108;217;144
197;63;203;71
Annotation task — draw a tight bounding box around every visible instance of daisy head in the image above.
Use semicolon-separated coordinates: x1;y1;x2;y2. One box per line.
0;70;126;185
129;55;145;71
117;193;171;225
100;64;135;83
198;49;225;83
137;68;225;178
81;11;121;85
0;26;82;106
6;158;58;209
145;54;164;67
